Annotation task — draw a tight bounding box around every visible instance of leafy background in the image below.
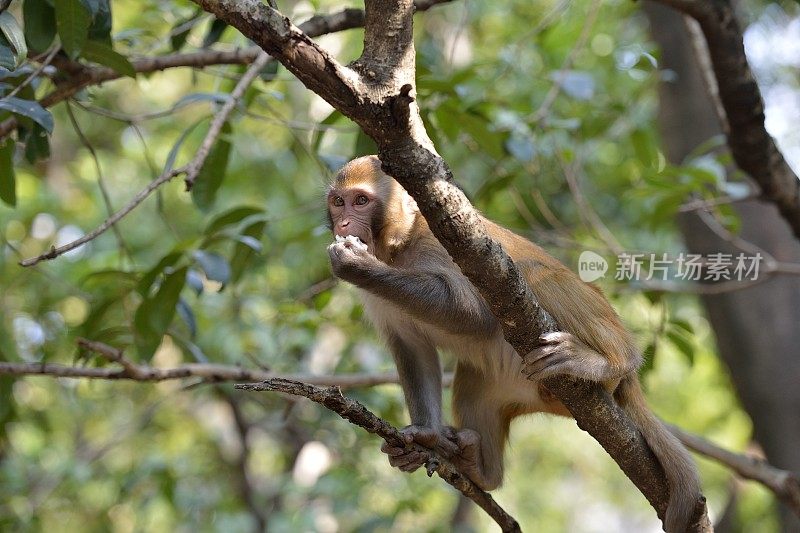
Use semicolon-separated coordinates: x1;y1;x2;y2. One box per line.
1;0;799;531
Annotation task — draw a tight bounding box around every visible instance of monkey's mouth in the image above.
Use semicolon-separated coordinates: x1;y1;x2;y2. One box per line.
335;234;369;251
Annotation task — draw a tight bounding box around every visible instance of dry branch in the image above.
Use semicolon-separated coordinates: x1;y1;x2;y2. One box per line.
184;0;712;528
235;378;521;533
670;425;800;517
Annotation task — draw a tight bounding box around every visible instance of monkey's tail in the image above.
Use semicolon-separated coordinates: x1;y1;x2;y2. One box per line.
615;374;700;533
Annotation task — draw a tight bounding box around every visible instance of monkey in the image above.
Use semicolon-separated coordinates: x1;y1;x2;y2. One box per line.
326;155;700;532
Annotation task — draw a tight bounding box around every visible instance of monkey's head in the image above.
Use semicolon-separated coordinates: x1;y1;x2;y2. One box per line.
327;155;419;258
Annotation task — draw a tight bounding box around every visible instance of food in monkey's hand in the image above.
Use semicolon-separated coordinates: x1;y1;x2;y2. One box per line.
334;234;368;251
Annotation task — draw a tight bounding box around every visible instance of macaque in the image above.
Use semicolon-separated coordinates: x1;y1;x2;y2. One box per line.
326;155;699;532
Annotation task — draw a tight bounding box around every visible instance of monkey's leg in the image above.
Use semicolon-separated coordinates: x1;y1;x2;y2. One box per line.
380;333;459;473
521;331;631;382
451;362;509;490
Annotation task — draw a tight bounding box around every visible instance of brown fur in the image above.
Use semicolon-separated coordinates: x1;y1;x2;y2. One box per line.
328;157;700;532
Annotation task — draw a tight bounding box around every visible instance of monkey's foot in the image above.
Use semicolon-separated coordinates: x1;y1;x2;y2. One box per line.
522;331;612;382
380;425;459;473
450;429;498;491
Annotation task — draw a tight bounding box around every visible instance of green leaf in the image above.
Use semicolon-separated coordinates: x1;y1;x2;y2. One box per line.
134;266;187;358
641;342;656;376
230;220;265;283
137;251;184;296
204;205;264;236
163;116;208;173
23;123;50;163
0;96;54;132
666;330;694;365
23;0;57;52
80;40;135;78
0;13;28;68
85;0;112;44
192;250;230;286
54;0;91;58
176;298;196;338
312;109;344;153
191;121;231;211
353;129;377;158
202;18;227;48
170;9;202;51
0;139;15;207
0;37;15;70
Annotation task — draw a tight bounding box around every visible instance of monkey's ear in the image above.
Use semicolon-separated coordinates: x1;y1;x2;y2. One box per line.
403;192;418;214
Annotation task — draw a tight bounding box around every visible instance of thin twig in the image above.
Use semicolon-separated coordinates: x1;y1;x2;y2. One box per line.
669;424;800;516
0;360;435;388
529;0;602;123
4;45;61;100
64;102;133;265
184;51;271;189
235;378;521;533
19;165;186;267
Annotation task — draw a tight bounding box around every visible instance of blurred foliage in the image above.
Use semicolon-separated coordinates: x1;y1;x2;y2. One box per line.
1;0;798;531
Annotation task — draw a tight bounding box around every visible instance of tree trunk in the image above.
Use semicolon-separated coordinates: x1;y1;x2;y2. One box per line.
644;3;800;531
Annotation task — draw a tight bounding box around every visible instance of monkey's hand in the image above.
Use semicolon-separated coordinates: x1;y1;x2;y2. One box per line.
328;239;382;283
380;425;460;473
522;331;618;382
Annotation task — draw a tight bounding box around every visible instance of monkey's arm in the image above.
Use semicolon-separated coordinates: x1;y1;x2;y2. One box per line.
328;241;496;335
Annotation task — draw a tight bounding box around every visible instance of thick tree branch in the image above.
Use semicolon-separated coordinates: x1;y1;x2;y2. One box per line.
651;0;800;240
235;378;520;533
183;0;712;528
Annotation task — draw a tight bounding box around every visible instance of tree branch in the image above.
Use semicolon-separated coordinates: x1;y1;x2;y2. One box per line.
184;51;271;189
235;378;521;533
3;337;794;514
18;165;186;267
184;0;711;528
650;0;800;240
0;359;420;389
669;424;800;517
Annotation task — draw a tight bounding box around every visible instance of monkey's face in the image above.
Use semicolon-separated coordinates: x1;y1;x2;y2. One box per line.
327;186;381;253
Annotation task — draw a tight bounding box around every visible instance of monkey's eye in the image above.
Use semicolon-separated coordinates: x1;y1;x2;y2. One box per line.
332;196;344;207
355;195;369;206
